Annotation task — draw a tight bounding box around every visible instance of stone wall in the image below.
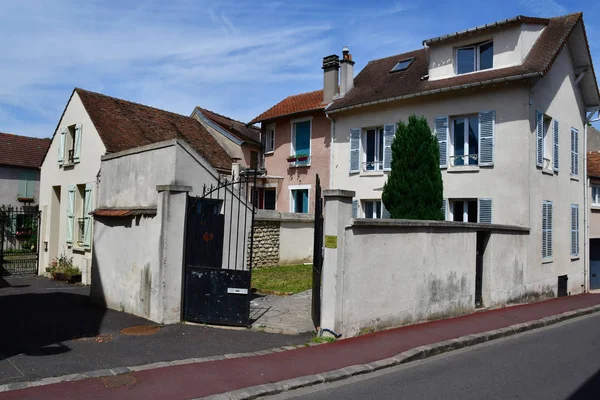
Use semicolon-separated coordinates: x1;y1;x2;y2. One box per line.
249;210;315;268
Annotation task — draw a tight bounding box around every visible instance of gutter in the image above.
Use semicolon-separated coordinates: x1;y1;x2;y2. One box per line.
327;72;542;114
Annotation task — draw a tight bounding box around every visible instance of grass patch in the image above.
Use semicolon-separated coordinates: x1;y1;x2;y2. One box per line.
312;336;336;344
252;264;312;294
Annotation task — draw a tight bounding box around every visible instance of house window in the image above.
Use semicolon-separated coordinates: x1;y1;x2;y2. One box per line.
592;186;600;206
449;199;478;222
542;200;553;260
363;200;382;218
391;58;414;72
456;41;493;74
264;189;276;210
265;126;275;153
292;120;311;166
76;185;86;246
571;128;579;176
542;114;553;169
250;151;259;169
451;116;478;166
363;128;384;171
67;125;76;163
290;188;309;213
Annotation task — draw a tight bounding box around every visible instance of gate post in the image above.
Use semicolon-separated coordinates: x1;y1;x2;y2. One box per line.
156;184;192;324
321;189;355;337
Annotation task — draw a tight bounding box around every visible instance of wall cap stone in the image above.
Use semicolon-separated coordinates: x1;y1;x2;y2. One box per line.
323;189;355;198
255;210;315;222
351;218;530;233
156;185;192;193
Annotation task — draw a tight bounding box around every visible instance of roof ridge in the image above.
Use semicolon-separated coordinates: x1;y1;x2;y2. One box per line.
197;107;259;131
0;132;50;141
366;48;424;64
75;88;194;122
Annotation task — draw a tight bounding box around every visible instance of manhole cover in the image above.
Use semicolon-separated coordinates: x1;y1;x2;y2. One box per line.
120;326;161;336
101;373;138;388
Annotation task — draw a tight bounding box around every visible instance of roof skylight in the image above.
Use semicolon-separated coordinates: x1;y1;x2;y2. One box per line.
391;58;414;73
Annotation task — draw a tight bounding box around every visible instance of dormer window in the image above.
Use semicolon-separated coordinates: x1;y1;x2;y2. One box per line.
456;41;493;74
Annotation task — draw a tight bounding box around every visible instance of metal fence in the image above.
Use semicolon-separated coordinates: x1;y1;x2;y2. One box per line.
0;206;40;275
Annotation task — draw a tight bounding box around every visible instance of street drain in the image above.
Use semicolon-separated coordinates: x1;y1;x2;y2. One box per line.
120;325;161;336
101;373;138;388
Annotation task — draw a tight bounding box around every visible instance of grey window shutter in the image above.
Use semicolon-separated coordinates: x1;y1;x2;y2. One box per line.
536;111;543;167
383;124;395;171
352;200;359;218
548;202;553;258
442;198;448;221
478;198;492;224
553;120;559;171
571;204;579;256
350;128;361;173
434;117;448;168
478;111;494;166
574;129;579;176
382;202;391;219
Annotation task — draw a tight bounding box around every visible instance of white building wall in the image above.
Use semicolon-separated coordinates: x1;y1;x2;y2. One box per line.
529;46;586;295
331;85;530;227
38;92;107;283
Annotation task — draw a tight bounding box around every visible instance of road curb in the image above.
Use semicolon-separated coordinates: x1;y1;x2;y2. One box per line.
200;304;600;400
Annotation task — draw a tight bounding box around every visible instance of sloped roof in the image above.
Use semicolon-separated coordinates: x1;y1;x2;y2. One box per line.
588;152;600;178
329;13;590;112
0;132;50;169
75;89;232;172
195;107;261;144
249;89;325;124
588;126;600;152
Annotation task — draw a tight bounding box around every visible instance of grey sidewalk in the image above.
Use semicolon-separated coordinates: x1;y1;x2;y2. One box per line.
0;276;311;385
251;290;314;334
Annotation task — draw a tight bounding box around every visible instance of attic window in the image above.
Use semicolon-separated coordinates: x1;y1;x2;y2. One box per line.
391;58;414;73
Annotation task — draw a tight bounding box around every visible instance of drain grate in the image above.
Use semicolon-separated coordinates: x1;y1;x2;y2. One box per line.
101;373;138;388
120;325;161;336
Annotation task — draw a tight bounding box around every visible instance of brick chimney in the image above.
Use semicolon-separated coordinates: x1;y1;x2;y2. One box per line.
322;54;340;104
339;46;355;98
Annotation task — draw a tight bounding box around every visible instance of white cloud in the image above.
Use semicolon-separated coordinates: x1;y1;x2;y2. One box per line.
518;0;568;17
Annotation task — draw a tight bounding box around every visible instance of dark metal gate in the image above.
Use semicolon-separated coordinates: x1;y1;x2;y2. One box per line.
183;172;257;327
0;206;40;276
311;175;324;329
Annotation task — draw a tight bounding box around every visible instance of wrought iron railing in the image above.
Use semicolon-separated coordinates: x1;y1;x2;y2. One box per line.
77;218;85;244
68;149;75;163
362;161;383;171
449;154;478;166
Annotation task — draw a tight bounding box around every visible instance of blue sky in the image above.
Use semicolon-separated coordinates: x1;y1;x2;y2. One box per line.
1;0;599;138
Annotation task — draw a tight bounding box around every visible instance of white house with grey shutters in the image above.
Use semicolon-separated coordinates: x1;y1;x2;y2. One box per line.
326;13;600;297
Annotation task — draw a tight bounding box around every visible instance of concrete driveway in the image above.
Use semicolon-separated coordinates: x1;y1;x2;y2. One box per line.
0;275;311;385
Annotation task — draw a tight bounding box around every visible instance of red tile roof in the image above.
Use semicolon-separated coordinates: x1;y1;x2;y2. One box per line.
249;89;325;124
74;89;233;172
329;13;589;112
0;132;50;169
195;107;261;144
588;152;600;178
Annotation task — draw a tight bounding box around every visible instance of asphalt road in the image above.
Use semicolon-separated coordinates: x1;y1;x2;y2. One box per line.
274;313;600;400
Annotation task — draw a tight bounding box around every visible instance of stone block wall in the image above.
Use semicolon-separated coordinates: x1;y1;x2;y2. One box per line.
251;220;280;268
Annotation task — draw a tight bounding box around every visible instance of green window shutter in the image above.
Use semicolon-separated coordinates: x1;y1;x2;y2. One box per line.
26;180;35;199
84;183;93;248
382;124;395;171
74;124;82;163
58;129;66;165
66;185;75;244
434;117;448;168
17;179;27;199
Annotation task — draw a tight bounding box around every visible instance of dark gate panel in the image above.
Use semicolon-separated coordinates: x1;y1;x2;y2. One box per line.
312;174;323;329
184;267;251;325
0;206;40;276
183;172;257;327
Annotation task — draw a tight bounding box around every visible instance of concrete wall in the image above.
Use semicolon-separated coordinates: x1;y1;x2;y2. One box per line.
251;210;314;267
330;84;531;227
0;165;40;207
529;46;586;295
261;112;330;212
38;91;107;283
320;190;531;338
428;23;544;81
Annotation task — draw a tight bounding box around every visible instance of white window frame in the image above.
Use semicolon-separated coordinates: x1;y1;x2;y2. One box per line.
455;40;493;75
592;185;600;206
265;124;275;154
259;183;278;211
450;115;478;166
290;117;312;166
361;127;384;172
289;184;311;213
362;200;382;218
448;199;478;222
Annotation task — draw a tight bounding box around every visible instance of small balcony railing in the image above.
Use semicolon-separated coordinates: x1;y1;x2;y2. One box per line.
362;161;383;172
77;218;85;244
68;149;75;164
449;154;478;167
